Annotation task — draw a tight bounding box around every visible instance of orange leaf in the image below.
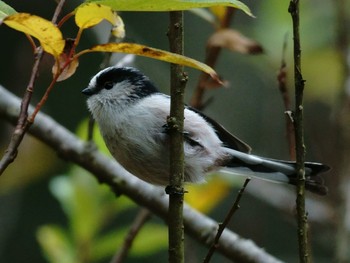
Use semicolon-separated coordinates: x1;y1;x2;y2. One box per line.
52;39;79;81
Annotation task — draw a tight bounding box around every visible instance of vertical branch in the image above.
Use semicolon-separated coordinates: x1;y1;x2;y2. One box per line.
190;7;235;109
167;11;187;263
288;1;310;262
334;0;350;261
277;34;296;161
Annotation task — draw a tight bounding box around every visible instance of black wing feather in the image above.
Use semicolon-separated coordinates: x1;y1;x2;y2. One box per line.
188;106;251;153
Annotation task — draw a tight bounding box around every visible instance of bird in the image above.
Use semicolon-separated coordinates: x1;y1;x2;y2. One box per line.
82;66;329;195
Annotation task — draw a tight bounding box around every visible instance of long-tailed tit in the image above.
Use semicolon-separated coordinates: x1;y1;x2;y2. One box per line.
82;66;329;195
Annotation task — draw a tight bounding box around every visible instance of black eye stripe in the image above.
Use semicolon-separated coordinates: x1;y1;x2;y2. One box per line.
104;81;114;90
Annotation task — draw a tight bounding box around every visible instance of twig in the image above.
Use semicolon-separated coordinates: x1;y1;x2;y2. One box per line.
0;48;44;175
52;0;66;24
288;1;310;262
277;33;296;160
28;69;65;123
110;208;151;263
167;11;187;263
0;0;66;175
203;178;250;263
0;85;283;263
190;7;236;109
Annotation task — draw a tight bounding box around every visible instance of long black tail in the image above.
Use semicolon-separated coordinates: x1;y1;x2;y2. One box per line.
221;149;330;195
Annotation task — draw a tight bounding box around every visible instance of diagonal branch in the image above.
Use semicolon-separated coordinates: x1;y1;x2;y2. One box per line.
0;85;283;263
0;48;44;174
110;208;151;263
0;0;67;175
203;178;250;263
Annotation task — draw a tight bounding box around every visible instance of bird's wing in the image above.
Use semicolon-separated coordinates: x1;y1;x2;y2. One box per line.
187;106;252;153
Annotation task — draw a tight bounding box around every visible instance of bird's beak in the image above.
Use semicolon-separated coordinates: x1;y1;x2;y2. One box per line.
82;86;95;96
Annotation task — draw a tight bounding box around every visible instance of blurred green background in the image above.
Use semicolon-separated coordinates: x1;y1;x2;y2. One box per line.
0;0;346;262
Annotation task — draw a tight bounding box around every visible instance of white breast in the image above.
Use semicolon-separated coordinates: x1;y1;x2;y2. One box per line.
88;93;227;185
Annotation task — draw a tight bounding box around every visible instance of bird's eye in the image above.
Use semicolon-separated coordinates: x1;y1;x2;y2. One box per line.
104;81;114;90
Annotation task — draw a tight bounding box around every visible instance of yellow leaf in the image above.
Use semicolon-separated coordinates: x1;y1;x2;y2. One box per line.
209;6;227;23
77;43;220;81
111;15;125;39
185;177;231;213
3;13;64;57
84;0;254;17
75;3;119;29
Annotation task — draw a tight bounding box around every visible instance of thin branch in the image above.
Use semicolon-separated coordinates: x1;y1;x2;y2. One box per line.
0;85;284;263
0;48;44;175
110;208;151;263
288;1;310;262
167;11;187;263
57;11;74;28
190;7;236;109
0;0;67;175
277;33;296;161
24;34;37;53
203;178;250;263
28;69;65;123
51;0;66;24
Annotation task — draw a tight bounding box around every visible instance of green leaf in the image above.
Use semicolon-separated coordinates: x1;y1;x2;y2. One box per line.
50;168;135;244
189;8;217;25
92;224;168;260
50;173;107;242
85;0;253;16
77;42;220;81
37;225;76;263
0;1;16;20
75;118;110;155
130;224;168;255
